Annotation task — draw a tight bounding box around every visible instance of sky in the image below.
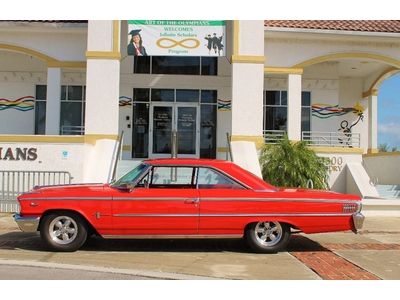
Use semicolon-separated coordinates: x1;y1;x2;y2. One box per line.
378;73;400;150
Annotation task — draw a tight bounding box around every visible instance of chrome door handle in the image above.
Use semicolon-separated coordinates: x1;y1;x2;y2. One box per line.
184;198;199;204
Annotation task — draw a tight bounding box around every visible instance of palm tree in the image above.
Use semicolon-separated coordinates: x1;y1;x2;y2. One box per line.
259;135;330;190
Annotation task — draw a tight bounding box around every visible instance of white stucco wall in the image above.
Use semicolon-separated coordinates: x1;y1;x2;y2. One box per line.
264;32;400;68
0;24;87;61
0;141;84;182
363;153;400;185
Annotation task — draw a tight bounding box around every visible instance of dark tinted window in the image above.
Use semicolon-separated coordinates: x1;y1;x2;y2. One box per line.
201;90;217;104
176;89;199;102
133;88;150;102
151;89;174;102
201;57;218;75
134;56;151;74
35;85;47;100
152;56;200;75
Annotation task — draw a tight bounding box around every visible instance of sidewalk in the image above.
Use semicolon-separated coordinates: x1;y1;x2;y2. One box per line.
0;212;399;280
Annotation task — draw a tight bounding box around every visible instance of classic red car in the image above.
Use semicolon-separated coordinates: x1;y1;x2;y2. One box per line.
14;158;364;253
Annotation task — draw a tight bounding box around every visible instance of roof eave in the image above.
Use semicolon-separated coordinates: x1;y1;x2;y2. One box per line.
264;26;400;38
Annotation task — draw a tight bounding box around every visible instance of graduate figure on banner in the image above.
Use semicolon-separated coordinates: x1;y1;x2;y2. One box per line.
127;29;148;56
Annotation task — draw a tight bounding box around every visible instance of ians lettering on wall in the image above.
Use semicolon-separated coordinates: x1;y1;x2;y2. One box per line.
0;147;38;161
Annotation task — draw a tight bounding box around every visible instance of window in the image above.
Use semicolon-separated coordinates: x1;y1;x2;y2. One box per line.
147;166;196;188
263;90;311;133
35;85;47;134
35;85;86;135
197;168;244;189
301;91;311;132
134;56;217;75
60;85;85;135
264;91;287;131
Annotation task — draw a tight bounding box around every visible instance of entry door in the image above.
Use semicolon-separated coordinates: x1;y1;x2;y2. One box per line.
150;104;199;158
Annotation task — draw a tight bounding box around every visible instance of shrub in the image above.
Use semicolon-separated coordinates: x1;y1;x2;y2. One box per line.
259;135;330;189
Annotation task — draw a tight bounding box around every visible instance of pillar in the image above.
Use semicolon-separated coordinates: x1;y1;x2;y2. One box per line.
230;20;265;149
368;91;378;153
45;67;61;135
83;20;121;183
287;73;302;141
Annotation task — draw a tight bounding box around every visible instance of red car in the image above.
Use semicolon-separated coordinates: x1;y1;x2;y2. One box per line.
14;158;364;253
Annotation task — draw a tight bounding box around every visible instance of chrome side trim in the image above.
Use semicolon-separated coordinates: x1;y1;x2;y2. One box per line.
14;214;40;232
20;197;112;201
102;234;242;239
113;212;353;218
19;196;361;205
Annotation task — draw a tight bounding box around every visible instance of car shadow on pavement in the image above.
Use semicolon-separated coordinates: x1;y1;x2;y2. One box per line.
0;231;327;254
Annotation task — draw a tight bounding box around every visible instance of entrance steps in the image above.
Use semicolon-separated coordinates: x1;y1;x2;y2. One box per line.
346;162;379;199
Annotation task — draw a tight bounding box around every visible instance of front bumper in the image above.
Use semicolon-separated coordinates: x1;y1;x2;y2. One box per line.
14;214;40;232
352;212;365;233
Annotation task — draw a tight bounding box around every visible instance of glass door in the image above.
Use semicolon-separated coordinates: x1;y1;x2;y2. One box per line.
149;104;199;158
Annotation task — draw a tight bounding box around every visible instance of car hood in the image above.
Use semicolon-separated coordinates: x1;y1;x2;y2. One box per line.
19;183;108;198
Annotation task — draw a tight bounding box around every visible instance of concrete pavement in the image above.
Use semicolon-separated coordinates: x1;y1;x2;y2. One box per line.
0;213;399;280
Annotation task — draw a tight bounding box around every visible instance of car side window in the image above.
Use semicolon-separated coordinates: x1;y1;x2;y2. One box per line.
197;168;245;189
138;166;196;189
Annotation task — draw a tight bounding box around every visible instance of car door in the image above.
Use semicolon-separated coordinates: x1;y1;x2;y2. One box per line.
112;165;199;236
197;167;257;236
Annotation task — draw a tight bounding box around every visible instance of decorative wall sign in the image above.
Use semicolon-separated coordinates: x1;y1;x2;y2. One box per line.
119;96;132;107
312;101;365;119
0;147;38;161
217;98;231;110
0;96;34;111
127;20;226;57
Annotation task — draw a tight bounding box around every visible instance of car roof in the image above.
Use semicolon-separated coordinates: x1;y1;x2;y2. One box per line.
144;158;232;166
143;158;276;191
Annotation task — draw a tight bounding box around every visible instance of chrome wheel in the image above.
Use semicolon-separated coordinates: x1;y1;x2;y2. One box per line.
254;221;283;247
49;216;78;245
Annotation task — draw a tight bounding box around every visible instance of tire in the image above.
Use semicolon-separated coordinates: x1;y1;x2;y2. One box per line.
40;212;88;252
245;221;291;253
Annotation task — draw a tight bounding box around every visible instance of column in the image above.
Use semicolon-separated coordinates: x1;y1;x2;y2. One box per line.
287;73;302;141
45;67;61;135
83;20;121;183
230;20;265;149
368;91;378;153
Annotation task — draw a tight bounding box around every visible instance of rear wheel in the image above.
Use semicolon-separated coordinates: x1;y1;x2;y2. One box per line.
245;221;291;253
40;212;88;252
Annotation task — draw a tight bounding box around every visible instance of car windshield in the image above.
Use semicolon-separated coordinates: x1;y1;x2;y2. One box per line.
111;163;149;187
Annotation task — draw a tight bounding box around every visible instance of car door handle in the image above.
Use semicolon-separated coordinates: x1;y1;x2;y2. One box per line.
184;198;199;204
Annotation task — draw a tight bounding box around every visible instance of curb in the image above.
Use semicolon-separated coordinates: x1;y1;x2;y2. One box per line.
0;259;219;280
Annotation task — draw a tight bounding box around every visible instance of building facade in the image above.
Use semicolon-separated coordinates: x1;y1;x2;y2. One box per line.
1;20;399;198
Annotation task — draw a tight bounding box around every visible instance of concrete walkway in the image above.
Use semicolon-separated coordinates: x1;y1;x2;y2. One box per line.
0;213;399;280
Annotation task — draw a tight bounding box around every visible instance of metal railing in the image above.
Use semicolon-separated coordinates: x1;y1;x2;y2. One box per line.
60;125;84;135
0;171;73;212
302;131;361;148
263;130;286;144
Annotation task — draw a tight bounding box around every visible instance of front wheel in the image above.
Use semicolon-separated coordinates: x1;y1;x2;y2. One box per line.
40;212;88;252
245;221;291;253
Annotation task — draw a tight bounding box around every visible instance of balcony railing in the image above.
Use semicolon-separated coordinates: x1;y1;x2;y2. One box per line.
263;130;286;144
60;125;85;135
301;131;360;148
263;130;361;148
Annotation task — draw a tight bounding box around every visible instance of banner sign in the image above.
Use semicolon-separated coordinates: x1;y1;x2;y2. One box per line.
127;20;226;57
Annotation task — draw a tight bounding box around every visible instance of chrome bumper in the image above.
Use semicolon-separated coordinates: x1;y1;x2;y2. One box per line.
14;214;40;233
352;212;365;233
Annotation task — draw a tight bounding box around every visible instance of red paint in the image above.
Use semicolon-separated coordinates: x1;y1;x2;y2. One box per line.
17;158;362;238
